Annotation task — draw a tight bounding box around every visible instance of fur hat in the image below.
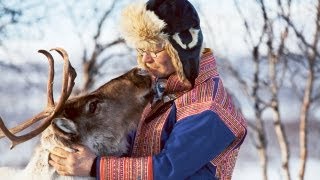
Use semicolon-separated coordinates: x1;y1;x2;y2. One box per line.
120;0;203;86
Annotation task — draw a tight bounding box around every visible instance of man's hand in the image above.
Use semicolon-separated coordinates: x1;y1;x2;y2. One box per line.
49;144;96;176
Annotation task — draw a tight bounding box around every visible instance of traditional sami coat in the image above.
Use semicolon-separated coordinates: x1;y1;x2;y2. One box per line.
96;48;247;180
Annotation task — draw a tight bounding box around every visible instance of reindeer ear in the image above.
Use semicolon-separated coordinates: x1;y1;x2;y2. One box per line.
52;118;77;135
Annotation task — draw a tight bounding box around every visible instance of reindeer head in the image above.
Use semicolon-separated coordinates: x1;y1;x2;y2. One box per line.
0;49;153;157
49;68;153;156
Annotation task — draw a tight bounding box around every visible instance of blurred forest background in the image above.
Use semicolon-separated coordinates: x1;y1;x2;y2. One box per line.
0;0;319;179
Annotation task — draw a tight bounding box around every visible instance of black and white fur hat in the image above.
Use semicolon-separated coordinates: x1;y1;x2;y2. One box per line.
120;0;203;86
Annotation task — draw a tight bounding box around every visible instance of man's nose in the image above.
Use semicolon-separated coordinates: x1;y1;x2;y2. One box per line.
142;53;154;64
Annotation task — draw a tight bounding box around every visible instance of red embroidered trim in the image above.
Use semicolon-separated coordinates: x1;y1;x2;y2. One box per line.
100;156;153;180
214;147;240;180
165;74;190;94
132;107;173;156
195;50;218;86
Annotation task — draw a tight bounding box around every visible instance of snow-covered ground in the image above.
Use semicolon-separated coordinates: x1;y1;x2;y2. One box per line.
234;157;319;180
233;120;320;180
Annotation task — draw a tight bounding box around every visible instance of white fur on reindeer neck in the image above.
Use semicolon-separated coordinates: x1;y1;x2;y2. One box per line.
0;127;94;180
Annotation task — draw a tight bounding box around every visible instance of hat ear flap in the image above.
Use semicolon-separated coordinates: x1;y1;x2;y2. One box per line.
165;42;191;87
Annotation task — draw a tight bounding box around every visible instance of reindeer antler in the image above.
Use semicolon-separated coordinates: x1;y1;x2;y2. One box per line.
0;48;76;149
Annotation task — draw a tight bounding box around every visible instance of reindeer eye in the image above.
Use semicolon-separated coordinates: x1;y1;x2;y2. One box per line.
88;101;98;114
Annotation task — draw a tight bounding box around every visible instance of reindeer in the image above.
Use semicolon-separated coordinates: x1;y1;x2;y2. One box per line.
0;48;153;180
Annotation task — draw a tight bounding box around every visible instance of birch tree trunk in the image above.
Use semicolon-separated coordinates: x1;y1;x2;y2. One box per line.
298;68;314;180
253;47;268;180
233;1;270;179
298;1;320;179
269;54;291;180
255;115;268;180
261;0;291;178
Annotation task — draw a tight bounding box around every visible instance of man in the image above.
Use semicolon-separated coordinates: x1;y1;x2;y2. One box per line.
49;0;247;179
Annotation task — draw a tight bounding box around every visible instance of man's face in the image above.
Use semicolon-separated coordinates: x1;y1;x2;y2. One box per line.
139;47;176;78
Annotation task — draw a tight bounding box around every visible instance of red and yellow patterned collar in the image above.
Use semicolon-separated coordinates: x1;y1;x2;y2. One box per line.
163;48;218;97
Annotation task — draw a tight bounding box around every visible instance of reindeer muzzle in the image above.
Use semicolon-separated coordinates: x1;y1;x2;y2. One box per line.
136;68;150;76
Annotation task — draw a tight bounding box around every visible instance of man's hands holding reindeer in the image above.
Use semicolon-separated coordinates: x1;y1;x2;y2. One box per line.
49;144;96;177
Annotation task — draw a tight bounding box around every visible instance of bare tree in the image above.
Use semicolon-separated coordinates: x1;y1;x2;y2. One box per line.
282;0;320;179
232;1;269;179
63;0;132;94
80;1;125;93
263;0;292;179
233;0;320;179
0;0;47;72
0;0;56;94
233;0;295;179
0;0;47;44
